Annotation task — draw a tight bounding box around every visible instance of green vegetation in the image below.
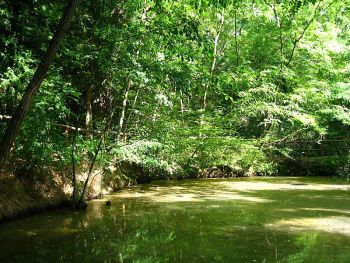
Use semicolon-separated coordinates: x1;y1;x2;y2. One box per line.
0;0;349;209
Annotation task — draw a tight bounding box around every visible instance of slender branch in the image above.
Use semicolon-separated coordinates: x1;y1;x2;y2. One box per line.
185;146;200;168
263;128;308;146
70;119;79;210
201;9;225;126
263;0;284;69
234;8;239;68
285;1;322;67
77;108;116;206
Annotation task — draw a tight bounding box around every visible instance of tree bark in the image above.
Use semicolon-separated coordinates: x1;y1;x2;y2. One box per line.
0;0;78;170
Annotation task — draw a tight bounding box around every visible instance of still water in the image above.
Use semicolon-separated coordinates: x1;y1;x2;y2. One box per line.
1;177;350;262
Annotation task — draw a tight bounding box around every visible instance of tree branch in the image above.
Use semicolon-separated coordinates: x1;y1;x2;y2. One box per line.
285;1;322;67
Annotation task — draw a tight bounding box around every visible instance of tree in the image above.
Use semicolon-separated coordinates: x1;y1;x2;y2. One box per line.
0;0;78;170
0;0;349;179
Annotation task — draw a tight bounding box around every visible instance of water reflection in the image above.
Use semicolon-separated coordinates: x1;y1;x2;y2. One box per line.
0;177;349;262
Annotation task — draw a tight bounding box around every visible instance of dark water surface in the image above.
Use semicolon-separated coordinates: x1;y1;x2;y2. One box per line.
1;177;350;262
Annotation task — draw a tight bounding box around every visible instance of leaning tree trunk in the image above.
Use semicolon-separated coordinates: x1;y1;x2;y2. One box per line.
0;0;78;170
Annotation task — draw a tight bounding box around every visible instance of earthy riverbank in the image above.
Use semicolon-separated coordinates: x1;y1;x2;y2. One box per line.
1;157;346;222
0;168;112;222
0;163;244;221
0;173;68;221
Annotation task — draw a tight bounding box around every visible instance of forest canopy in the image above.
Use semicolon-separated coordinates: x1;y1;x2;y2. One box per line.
0;0;349;180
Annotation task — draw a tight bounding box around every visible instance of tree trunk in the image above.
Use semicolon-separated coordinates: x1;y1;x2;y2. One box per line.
263;0;284;71
285;1;321;67
123;88;140;140
117;1;149;140
71;121;79;210
200;11;225;126
85;85;93;138
180;89;185;113
234;8;239;68
77;108;116;208
117;78;131;140
0;0;78;170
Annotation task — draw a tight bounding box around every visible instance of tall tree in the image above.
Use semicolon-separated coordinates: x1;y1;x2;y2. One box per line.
0;0;78;170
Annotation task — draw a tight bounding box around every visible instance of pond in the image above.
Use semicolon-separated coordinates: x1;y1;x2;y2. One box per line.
1;177;350;262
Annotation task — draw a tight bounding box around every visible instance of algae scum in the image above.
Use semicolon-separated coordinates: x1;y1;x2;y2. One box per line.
1;177;350;262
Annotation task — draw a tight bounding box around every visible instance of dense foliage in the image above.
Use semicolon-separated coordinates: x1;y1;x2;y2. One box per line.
0;0;349;183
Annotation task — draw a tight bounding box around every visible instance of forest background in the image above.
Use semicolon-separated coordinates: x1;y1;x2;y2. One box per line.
0;0;349;195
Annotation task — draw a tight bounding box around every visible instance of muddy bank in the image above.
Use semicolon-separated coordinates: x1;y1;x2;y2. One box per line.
0;167;126;222
0;162;243;221
0;173;68;222
4;158;339;221
0;160;166;221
